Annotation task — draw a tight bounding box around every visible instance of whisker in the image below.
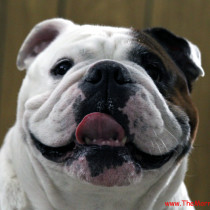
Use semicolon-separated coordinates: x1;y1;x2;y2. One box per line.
149;140;155;155
155;141;162;154
164;128;179;144
153;129;168;153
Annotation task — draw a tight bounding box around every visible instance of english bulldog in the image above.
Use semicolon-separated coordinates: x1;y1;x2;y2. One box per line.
0;18;204;210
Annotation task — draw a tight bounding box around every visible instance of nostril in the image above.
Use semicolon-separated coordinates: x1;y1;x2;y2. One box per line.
114;68;132;84
85;69;102;84
114;68;125;84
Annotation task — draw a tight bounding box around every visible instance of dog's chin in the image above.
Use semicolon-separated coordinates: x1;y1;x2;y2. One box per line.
30;112;175;187
66;153;141;187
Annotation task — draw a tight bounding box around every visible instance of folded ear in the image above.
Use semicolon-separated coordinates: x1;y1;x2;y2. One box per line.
17;18;74;70
144;28;204;90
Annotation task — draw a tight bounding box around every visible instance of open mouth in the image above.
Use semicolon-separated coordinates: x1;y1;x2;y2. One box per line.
31;112;175;170
76;112;127;146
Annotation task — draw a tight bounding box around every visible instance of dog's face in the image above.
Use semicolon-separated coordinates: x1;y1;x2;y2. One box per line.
16;19;204;187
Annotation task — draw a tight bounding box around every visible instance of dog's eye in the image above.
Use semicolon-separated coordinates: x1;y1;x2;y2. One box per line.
146;64;161;81
51;59;74;76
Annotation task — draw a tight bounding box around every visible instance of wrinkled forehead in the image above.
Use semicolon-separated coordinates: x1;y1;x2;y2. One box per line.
65;24;132;40
43;24;137;62
54;24;133;50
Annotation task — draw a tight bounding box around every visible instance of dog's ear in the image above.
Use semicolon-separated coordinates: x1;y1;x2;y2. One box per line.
144;28;204;90
17;18;74;70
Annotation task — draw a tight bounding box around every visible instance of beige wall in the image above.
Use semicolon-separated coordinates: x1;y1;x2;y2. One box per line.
0;0;209;204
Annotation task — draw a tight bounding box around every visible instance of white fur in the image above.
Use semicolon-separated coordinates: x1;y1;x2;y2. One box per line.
187;40;204;76
0;18;201;209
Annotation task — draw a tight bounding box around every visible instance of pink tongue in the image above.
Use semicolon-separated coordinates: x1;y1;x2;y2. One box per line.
76;112;125;146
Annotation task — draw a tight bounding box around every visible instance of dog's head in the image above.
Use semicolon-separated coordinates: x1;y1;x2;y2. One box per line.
16;18;204;187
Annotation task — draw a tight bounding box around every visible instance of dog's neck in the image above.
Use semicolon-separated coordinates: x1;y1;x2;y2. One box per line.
9;127;191;210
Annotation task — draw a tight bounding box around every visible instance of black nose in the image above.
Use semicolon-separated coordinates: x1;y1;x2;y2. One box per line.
85;60;131;86
76;60;135;122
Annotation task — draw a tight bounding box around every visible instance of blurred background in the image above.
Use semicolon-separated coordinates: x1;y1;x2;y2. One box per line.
0;0;209;206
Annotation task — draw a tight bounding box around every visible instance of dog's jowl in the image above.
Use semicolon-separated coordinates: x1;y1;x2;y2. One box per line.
0;18;204;210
